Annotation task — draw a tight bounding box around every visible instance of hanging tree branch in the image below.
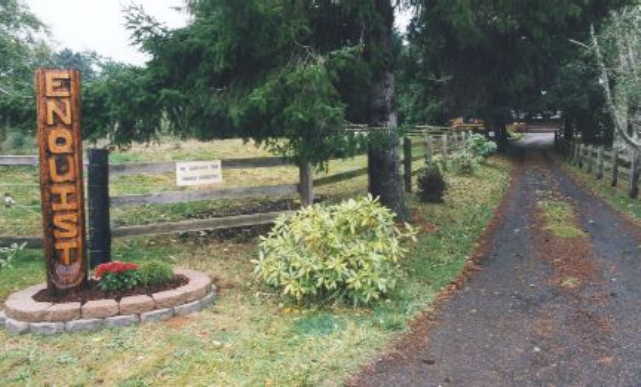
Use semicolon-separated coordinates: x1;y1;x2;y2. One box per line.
591;23;641;150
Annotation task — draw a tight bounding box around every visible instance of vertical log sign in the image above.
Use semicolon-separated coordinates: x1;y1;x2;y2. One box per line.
36;69;87;292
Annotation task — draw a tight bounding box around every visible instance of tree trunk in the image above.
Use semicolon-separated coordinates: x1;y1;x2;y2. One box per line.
495;123;509;152
365;0;408;221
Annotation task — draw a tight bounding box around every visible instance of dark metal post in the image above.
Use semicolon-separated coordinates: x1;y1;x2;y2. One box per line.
88;149;111;268
403;137;412;193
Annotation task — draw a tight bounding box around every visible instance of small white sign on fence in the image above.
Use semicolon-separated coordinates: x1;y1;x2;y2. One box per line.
176;161;223;186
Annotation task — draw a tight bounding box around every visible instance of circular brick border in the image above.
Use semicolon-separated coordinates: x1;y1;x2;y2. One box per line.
0;269;216;335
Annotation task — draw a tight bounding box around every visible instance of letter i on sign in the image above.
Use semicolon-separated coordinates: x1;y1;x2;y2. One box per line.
35;69;88;294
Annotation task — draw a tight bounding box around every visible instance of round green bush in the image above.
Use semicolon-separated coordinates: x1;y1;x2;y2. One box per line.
418;163;447;203
139;261;174;286
254;195;416;306
450;150;480;175
466;134;497;158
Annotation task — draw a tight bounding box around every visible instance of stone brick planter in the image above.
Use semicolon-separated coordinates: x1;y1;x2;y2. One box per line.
0;269;215;335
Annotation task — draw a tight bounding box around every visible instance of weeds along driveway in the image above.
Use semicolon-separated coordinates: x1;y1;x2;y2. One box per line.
352;134;641;386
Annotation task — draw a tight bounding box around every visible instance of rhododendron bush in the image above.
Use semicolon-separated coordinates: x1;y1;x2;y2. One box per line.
254;195;416;306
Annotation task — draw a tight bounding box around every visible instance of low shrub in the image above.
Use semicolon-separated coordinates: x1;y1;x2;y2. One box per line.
139;260;174;286
95;261;142;292
450;150;480;175
466;133;497;158
254;195;416;306
417;163;447;202
0;242;25;270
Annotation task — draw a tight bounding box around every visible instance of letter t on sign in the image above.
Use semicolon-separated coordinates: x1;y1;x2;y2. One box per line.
35;69;88;295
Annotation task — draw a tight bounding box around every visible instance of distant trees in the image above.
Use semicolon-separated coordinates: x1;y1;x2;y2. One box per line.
0;0;133;150
405;0;632;147
0;0;49;134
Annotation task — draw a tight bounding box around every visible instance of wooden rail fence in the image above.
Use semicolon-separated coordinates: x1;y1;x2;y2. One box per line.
555;134;641;198
1;129;472;248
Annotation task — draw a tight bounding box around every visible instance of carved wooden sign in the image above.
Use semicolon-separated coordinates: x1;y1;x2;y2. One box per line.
35;69;87;292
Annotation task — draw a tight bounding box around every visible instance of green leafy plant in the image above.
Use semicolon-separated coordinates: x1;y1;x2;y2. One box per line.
450;150;480;175
0;242;25;270
95;262;142;292
466;134;497;159
139;260;174;286
418;162;447;203
254;195;416;306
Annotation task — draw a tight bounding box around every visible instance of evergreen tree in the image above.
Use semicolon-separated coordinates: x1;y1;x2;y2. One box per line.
123;0;413;219
407;0;632;146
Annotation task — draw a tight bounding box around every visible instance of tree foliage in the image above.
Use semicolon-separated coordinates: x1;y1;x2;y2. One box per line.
0;0;48;132
121;1;394;166
406;0;632;137
592;4;641;150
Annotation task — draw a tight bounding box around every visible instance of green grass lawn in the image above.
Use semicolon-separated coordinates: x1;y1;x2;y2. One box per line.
0;138;512;386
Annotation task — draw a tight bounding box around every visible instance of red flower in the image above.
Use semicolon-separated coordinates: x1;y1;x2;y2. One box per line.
95;261;139;279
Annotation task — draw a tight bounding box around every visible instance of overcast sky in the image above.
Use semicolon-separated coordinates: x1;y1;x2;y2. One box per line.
27;1;412;66
27;0;189;65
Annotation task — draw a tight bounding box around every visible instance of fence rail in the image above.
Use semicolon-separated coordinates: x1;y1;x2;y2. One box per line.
0;155;291;176
1;128;473;248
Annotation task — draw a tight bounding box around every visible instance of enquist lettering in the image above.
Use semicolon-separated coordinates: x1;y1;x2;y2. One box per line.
36;69;87;291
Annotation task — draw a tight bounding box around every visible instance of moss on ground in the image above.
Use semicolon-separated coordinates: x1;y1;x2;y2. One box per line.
537;199;586;238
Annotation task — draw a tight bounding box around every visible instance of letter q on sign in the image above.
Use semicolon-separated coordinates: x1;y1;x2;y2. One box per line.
48;127;73;154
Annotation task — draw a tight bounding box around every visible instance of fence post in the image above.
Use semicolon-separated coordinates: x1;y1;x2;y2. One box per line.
442;134;449;157
629;148;640;198
299;162;314;207
403;137;412;193
612;147;620;187
596;146;604;180
425;133;433;163
88;149;111;268
586;145;594;174
578;144;584;168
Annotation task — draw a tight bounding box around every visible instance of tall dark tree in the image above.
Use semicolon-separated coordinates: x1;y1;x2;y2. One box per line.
365;0;408;219
122;0;412;219
408;0;632;147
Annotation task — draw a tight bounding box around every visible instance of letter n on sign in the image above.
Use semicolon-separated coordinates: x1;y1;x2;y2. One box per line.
35;69;88;293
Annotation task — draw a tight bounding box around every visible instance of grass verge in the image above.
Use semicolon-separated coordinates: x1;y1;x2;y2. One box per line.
560;160;641;227
1;154;512;386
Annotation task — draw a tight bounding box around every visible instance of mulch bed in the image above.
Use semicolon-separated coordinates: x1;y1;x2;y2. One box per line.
33;274;189;304
182;196;328;243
